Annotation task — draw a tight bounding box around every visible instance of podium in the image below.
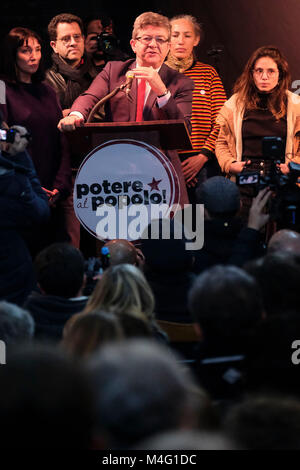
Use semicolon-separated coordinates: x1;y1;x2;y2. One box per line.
66;120;193;256
67;119;193;169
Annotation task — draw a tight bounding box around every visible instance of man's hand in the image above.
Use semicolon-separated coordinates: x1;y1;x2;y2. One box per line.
42;188;60;207
229;160;251;174
62;108;71;117
132;66;167;96
181;154;208;185
58;115;84;132
247;187;272;231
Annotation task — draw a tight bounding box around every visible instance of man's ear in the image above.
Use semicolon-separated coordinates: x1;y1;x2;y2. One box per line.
50;40;58;53
130;38;137;54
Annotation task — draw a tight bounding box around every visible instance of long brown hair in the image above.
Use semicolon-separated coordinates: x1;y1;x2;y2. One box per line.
234;46;291;119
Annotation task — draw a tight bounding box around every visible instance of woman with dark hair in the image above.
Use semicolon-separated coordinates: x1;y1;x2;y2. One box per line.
0;27;71;255
215;46;300;177
166;15;226;201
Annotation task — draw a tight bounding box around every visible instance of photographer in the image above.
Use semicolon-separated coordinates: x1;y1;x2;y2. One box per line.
215;46;300;220
84;14;130;73
0;122;49;305
193;176;271;274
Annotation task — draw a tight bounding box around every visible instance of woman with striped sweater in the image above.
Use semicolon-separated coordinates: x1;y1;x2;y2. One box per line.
166;15;226;200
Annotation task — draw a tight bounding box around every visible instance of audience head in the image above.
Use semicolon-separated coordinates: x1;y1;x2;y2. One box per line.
188;265;263;345
48;13;85;67
0;27;44;83
0;301;34;345
268;229;300;254
62;310;123;359
138;430;235;450
0;344;94;448
34;243;85;298
197;176;240;219
245;252;300;316
103;239;139;267
88;339;205;448
245;311;300;396
224;395;300;450
141;218;194;274
84;263;154;321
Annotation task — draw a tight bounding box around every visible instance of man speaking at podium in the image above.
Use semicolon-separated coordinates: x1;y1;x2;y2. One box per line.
58;11;194;204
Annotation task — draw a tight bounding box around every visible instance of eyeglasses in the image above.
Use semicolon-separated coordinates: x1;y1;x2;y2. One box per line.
252;68;279;78
135;36;169;46
57;34;83;45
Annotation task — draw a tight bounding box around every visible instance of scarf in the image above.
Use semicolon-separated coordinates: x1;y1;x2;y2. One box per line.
165;52;194;73
50;53;97;109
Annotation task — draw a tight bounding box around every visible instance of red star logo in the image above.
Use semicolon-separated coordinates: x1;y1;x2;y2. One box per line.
148;177;162;191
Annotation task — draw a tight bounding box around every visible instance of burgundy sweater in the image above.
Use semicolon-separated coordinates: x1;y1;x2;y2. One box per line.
0;81;71;197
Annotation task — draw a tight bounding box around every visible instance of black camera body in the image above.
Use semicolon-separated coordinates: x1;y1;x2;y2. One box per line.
83;247;111;296
0;127;17;143
236;136;300;228
93;32;119;56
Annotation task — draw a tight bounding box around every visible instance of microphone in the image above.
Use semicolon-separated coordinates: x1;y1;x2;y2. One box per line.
125;71;135;96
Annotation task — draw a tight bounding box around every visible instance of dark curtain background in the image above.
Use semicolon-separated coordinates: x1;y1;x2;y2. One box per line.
2;0;300;95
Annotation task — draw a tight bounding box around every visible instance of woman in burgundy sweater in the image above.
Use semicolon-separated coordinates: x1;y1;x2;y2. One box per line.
0;27;71;255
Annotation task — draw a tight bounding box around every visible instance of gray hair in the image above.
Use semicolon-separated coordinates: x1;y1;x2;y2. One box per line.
0;301;34;344
170;14;203;39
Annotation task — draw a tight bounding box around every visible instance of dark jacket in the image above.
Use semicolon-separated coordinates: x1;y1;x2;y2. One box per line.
0;150;50;305
45;53;98;110
24;291;88;342
193;217;264;274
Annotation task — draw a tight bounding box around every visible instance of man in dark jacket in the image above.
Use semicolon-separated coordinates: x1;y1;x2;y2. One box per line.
24;243;88;342
0;131;50;305
45;13;98;250
46;13;98;115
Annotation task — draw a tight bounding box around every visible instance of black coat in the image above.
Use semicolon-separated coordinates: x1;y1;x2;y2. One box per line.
0;150;50;305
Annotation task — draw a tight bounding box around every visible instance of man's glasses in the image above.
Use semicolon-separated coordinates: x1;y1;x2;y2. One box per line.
57;34;83;45
252;68;279;78
135;36;169;46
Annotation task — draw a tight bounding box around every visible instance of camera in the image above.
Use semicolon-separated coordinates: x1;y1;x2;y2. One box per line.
236;136;300;228
0;127;17;143
83;247;111;295
92;32;119;56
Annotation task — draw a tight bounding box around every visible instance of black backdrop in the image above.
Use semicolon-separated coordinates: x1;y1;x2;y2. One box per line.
2;0;300;95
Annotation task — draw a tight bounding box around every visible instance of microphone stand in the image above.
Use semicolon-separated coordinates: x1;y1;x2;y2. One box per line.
86;80;131;123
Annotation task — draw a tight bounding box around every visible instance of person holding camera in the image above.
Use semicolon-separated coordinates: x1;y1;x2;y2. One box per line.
0;120;50;305
215;46;300;220
84;14;129;73
216;46;300;177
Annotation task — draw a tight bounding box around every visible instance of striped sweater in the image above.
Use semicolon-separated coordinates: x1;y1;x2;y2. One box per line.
183;61;226;158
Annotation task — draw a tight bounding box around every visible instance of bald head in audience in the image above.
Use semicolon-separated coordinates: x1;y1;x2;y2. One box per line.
268;230;300;254
103;239;144;267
